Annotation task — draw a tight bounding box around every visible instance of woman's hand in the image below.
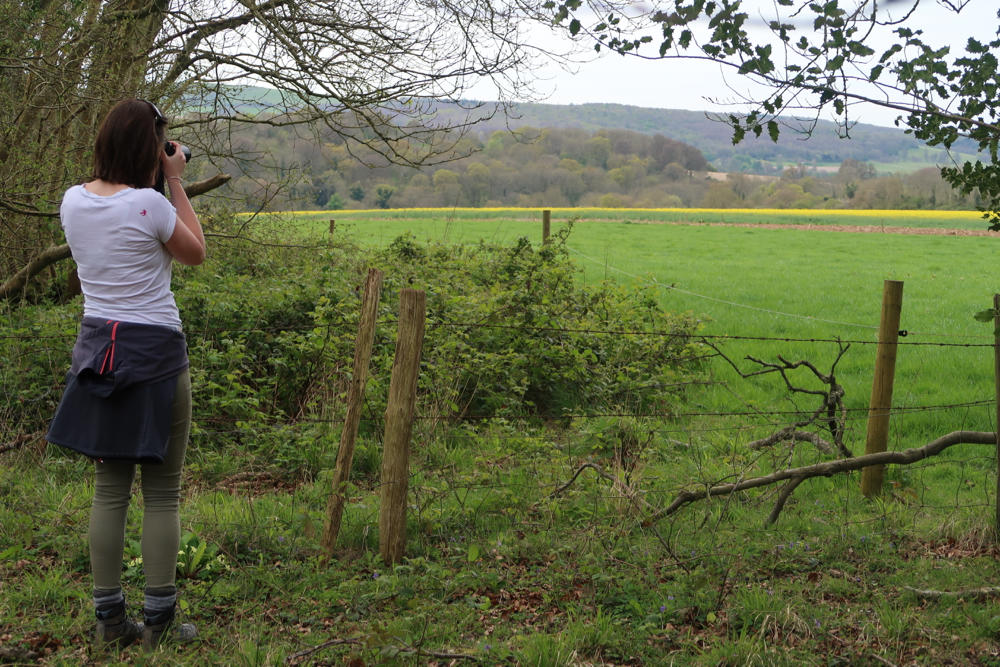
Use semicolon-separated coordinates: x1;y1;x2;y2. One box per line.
161;141;187;181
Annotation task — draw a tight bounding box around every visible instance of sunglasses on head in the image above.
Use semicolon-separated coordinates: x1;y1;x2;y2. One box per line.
140;99;167;124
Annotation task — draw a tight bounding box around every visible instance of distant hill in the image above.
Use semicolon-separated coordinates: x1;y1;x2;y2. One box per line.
187;86;980;175
433;100;981;174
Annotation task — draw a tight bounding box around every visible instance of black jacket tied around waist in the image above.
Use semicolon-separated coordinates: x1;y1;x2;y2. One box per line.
47;318;189;463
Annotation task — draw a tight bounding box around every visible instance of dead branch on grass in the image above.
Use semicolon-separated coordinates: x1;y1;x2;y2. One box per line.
643;431;996;527
549;461;653;513
903;586;1000;600
708;340;852;458
0;433;33;455
284;636;481;664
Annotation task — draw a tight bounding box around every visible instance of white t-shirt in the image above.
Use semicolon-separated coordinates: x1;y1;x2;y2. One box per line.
61;185;180;328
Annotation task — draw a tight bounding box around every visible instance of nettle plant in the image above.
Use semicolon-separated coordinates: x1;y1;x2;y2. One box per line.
174;224;706;458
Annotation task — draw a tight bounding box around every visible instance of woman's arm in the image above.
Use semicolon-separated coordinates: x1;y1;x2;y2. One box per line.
161;142;206;266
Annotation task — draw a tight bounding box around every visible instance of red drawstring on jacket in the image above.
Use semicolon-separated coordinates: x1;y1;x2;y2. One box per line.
98;320;120;375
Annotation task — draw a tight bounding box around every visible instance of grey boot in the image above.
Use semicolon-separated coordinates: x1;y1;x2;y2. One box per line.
142;605;197;651
95;602;142;648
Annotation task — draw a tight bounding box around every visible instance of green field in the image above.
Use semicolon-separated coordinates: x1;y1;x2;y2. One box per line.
286;205;992;230
6;207;1000;665
291;207;1000;443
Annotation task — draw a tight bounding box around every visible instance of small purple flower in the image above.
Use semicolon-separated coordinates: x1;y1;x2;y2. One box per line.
660;605;667;612
372;571;380;579
278;536;285;543
668;595;675;601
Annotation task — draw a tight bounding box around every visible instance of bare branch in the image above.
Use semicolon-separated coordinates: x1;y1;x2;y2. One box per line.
0;244;72;302
644;431;997;527
904;586;1000;600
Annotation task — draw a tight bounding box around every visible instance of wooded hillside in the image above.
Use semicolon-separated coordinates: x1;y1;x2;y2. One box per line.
204;121;977;213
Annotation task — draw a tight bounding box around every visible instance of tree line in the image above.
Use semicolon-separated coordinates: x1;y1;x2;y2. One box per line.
213;123;978;212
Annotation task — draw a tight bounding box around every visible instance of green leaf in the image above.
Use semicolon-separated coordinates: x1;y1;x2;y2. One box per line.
767;120;779;143
974;309;997;323
467;544;481;562
569;18;581;36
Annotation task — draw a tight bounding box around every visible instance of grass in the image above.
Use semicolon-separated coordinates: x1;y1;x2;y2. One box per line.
281;206;992;230
296;207;1000;441
6;207;1000;664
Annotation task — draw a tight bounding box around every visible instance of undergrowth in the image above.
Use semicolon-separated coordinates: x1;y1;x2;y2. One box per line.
3;215;1000;665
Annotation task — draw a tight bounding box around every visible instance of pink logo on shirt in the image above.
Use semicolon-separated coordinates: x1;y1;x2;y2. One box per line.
140;209;147;216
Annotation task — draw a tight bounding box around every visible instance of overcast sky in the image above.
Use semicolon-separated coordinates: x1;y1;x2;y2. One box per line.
507;1;997;128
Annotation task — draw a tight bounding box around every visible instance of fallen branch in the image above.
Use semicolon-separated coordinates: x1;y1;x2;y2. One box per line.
643;431;996;527
707;340;852;458
286;638;360;663
549;461;654;513
0;433;34;455
549;462;616;497
0;646;40;662
904;586;1000;600
748;428;836;455
284;636;481;664
766;476;805;527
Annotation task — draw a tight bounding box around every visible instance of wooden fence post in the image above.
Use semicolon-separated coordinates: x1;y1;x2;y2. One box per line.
379;289;426;565
860;280;904;498
320;268;383;556
542;209;551;244
329;219;336;234
993;294;1000;537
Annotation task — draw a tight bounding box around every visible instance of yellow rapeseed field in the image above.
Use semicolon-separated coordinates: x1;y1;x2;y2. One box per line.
266;206;984;220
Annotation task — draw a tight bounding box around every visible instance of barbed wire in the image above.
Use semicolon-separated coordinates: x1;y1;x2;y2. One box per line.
2;319;996;347
185;398;994;433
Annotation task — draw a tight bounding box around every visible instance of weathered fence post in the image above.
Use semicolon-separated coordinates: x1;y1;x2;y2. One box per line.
542;209;551;244
329;219;336;234
321;268;383;556
860;280;904;498
993;294;1000;537
379;289;426;565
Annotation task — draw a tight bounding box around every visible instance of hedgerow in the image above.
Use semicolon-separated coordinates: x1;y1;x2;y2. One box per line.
2;216;705;477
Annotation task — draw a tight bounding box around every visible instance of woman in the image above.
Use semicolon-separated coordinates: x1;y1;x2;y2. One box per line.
46;98;205;651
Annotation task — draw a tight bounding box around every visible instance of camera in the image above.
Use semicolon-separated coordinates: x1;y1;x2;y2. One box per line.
164;141;192;162
154;142;193;194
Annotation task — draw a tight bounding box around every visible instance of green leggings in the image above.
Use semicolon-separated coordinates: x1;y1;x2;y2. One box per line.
89;369;191;591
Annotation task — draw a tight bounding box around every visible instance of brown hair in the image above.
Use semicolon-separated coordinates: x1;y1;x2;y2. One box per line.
92;99;167;188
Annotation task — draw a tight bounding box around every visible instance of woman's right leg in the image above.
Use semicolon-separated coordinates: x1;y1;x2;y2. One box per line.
90;460;136;591
90;456;139;644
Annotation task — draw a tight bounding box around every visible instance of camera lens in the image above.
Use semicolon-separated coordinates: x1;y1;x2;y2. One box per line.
164;141;191;162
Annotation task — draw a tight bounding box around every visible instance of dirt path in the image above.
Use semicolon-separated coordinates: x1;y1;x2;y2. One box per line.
650;220;1000;237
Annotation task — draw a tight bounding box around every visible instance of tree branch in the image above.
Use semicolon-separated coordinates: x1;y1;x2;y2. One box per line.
0;243;72;301
643;431;997;527
0;174;229;301
904;586;1000;600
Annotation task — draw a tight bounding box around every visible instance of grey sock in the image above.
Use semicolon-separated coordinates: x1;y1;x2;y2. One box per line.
144;586;177;624
93;588;125;619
